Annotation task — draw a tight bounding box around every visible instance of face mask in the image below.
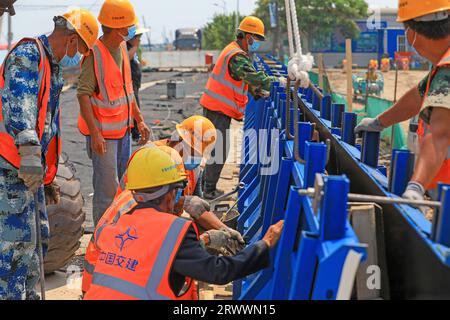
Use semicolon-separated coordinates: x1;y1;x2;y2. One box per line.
60;39;82;68
175;188;183;204
123;25;137;42
249;36;261;52
184;156;202;170
406;27;417;49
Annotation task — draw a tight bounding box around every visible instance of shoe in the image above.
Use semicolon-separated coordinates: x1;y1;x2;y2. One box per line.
203;189;225;200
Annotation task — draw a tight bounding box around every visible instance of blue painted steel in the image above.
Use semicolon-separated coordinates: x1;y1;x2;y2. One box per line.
360;131;380;167
303;142;327;188
331;127;342;136
331;103;345;128
342;112;357;145
320;95;331;120
297;122;313;160
389;149;415;196
434;185;450;248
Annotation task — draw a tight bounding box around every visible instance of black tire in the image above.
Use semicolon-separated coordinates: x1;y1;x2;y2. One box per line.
44;153;85;274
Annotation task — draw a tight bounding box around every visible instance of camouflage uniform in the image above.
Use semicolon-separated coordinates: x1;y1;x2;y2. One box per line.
229;53;279;98
417;66;450;124
0;35;64;300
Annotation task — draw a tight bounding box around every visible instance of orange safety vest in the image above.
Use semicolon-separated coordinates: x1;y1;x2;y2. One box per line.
416;48;450;190
84;205;198;300
200;41;249;120
0;37;60;185
77;39;135;139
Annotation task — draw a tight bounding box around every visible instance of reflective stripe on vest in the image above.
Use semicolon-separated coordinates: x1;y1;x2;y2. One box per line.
0;38;59;184
200;42;249;120
90;217;189;300
77;40;134;139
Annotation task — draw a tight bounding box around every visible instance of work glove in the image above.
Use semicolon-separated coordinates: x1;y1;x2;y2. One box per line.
402;181;429;214
18;145;44;193
44;182;61;205
205;228;231;250
354;117;385;134
278;76;288;88
183;196;210;220
288;53;314;88
227;227;245;245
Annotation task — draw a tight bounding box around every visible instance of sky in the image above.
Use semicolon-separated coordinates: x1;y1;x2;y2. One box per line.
1;0;396;45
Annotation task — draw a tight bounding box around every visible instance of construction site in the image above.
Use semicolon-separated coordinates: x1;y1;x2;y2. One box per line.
0;0;449;305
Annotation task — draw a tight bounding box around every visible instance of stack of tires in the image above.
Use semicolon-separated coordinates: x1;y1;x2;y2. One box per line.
44;153;85;274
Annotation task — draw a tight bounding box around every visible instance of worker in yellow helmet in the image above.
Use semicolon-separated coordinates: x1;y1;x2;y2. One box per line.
0;8;98;299
200;16;286;199
84;146;284;300
77;0;152;227
356;0;450;202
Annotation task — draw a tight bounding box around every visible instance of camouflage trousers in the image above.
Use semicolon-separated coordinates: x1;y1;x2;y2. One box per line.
0;168;49;300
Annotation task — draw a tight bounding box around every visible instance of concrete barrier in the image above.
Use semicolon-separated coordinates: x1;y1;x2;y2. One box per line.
142;50;221;68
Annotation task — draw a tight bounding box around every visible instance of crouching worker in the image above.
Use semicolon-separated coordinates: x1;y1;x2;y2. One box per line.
84;146;283;300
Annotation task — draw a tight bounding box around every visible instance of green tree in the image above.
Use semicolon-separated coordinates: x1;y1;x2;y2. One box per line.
202;13;244;50
254;0;368;53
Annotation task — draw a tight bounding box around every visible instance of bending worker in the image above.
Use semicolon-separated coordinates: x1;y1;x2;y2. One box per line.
355;0;450;201
77;0;151;226
84;146;284;300
82;143;245;294
0;9;98;299
200;16;287;200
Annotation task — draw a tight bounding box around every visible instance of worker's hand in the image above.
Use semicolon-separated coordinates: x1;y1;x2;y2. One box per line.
288;54;313;88
18;145;44;193
227;227;245;245
44;181;61;205
354;117;385;134
204;228;231;250
91;130;106;155
183;196;211;220
278;76;288;88
137;121;151;145
260;90;270;98
262;220;284;248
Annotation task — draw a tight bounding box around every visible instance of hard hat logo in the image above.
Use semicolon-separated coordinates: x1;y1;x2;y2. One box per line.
397;0;450;22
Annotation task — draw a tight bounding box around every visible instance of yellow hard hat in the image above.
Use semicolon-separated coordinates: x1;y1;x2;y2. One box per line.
238;16;265;40
126;146;186;191
135;22;150;36
175;115;217;156
157;145;187;179
62;9;99;51
397;0;450;22
98;0;138;29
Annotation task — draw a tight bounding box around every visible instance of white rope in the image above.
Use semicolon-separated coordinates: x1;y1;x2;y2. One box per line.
289;0;302;57
285;0;295;57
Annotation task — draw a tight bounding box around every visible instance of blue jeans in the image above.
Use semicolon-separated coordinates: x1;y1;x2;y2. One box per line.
86;133;131;226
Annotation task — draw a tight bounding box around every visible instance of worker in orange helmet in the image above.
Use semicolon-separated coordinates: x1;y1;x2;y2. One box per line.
356;0;450;203
83;146;284;300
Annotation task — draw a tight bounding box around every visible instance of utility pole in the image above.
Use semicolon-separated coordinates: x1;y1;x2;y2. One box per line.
7;11;12;51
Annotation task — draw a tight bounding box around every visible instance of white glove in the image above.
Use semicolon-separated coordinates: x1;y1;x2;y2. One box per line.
402;181;425;202
227;227;245;244
354;117;385;134
288;53;314;88
18;145;43;193
278;76;287;88
183;196;210;220
205;228;231;250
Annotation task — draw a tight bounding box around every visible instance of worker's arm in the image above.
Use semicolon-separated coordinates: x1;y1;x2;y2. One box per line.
126;39;139;61
2;41;41;147
195;211;228;230
411;107;450;187
172;226;269;285
77;55;106;155
377;86;423;127
131;97;151;144
229;54;279;96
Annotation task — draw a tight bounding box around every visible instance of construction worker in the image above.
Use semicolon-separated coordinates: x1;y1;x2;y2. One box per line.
200;16;287;200
77;0;152;226
0;9;98;299
127;23;153;142
355;0;450;201
83;146;284;300
81;143;244;294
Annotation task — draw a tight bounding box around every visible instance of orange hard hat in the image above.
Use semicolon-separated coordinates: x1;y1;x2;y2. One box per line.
98;0;138;29
175;115;217;156
238;16;265;40
397;0;450;22
62;9;99;52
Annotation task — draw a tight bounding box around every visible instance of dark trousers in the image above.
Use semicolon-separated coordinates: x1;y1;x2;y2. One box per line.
131;85;140;140
203;108;231;192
